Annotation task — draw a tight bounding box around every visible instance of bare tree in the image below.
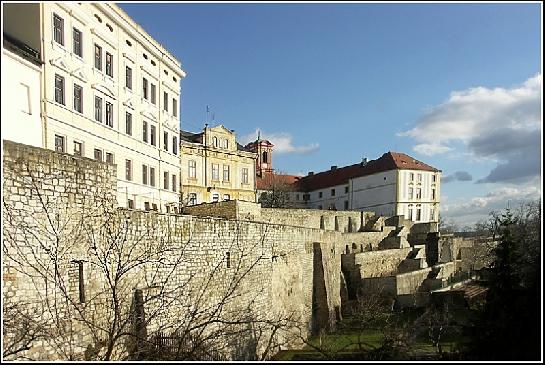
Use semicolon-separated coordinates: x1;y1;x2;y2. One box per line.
2;162;302;361
438;214;458;235
258;172;298;208
292;289;414;360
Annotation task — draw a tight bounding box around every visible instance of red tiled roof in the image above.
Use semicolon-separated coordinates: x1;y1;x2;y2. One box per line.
256;173;302;190
295;151;440;192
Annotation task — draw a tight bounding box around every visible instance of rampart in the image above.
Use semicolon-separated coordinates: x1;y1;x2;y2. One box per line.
2;141;378;360
2;141;485;360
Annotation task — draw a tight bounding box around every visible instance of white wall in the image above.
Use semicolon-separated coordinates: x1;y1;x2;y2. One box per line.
39;3;184;212
290;168;440;222
1;49;43;148
306;182;350;210
351;170;398;216
397;169;441;222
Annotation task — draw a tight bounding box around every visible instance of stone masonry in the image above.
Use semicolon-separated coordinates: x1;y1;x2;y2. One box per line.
2;141;482;360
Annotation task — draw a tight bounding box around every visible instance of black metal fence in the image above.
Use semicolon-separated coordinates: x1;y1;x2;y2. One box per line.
143;331;225;361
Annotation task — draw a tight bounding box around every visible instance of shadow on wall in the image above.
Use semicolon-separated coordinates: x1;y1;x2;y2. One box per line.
311;242;330;336
340;253;361;301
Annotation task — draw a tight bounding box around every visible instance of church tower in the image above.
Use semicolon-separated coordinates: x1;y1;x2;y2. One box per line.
245;132;274;177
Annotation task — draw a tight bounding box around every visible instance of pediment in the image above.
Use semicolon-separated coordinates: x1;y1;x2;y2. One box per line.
123;98;136;110
50;56;71;72
140;108;157;121
71;67;88;82
210;124;234;135
91;82;115;98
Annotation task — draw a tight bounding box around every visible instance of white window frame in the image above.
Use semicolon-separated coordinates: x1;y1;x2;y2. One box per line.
188;192;197;206
125;159;132;181
73;27;82;57
242;168;249;185
212;164;219;181
188;160;196;179
54;134;66;153
73;140;84;157
73;83;83;113
94;148;103;162
53;13;64;46
54;74;65;105
223;164;230;182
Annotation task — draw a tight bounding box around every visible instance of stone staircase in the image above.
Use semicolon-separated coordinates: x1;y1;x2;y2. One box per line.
378;225;411;249
397;245;428;273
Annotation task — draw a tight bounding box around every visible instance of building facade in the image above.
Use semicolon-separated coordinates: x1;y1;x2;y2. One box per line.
180;125;257;205
2;3;185;212
294;152;441;223
1;33;43;148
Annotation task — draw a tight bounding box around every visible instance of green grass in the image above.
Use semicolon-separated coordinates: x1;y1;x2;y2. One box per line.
305;330;384;352
273;308;469;361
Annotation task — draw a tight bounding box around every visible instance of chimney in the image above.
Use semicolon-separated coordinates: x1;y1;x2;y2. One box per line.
331;165;337;171
308;171;314;176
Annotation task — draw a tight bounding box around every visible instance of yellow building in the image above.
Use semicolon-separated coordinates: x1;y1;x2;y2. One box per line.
180;125;257;205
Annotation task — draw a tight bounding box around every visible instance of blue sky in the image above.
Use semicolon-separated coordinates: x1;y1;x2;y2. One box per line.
119;2;542;226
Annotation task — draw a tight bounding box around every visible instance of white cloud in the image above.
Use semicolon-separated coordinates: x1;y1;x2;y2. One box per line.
240;129;319;155
413;143;452;156
399;73;542;183
442;182;542;226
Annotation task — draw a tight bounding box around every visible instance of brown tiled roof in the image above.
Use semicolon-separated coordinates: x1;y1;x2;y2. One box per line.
256;173;302;190
295;152;440;192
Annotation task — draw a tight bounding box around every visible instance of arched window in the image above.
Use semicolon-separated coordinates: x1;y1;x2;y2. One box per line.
262;151;268;163
222;139;229;149
213;136;218;147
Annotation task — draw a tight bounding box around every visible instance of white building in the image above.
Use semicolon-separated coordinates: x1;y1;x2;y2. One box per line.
1;34;43;148
294;152;441;223
2;3;186;212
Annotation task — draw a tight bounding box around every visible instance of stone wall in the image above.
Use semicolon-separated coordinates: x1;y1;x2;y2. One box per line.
184;199;264;221
2;140;118;359
1;141;344;361
2;141;454;361
395;268;433;295
359;263;458;297
261;208;374;232
183;200;239;220
341;248;412;279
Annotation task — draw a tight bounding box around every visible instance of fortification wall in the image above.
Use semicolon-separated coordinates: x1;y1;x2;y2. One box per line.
341;248;412;280
3;141;118;359
261;208;374;232
2;141;458;361
395;268;433;295
183;199;262;221
359;267;433;297
2;141;344;361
